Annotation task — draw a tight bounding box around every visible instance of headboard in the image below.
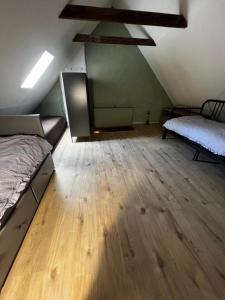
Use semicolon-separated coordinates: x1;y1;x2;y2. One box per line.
201;100;225;122
0;115;45;137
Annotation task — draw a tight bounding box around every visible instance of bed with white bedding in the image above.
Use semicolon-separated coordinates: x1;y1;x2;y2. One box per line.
164;115;225;156
0;135;52;226
162;99;225;164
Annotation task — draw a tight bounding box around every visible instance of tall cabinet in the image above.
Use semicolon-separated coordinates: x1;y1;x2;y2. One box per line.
60;72;91;138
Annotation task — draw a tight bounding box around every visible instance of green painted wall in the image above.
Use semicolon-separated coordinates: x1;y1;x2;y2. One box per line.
86;22;172;125
34;79;65;117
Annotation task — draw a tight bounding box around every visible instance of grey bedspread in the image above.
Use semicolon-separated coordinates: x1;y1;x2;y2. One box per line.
0;135;52;224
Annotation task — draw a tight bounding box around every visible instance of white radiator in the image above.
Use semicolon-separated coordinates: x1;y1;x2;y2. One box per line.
94;108;134;128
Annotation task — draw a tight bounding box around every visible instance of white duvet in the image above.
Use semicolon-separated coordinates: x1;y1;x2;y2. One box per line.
0;135;52;224
163;115;225;156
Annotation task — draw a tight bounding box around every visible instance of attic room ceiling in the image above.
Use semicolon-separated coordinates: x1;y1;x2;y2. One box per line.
1;0;225;114
60;3;187;47
0;0;112;114
113;0;225;106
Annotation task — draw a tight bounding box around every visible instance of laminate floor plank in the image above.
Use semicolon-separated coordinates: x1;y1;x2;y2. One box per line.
1;126;225;300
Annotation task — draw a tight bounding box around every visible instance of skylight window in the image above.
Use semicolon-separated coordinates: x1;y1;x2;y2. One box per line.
21;51;54;89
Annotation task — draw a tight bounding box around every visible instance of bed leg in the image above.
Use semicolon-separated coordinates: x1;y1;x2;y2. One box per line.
192;150;219;164
193;151;200;161
162;129;167;140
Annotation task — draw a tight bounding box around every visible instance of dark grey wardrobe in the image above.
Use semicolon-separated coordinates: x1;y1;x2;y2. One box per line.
60;72;90;138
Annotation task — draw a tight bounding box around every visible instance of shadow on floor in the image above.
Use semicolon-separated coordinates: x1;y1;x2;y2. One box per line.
83;185;171;300
81;132;225;300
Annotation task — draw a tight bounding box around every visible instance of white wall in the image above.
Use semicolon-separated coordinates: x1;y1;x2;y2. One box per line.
65;43;87;73
64;22;102;73
0;0;82;114
0;0;112;114
3;0;222;112
114;0;225;106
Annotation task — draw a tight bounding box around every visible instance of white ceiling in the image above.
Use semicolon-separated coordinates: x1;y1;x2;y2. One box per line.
0;0;112;114
1;0;224;113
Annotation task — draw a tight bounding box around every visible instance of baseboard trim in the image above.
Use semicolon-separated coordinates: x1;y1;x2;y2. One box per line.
132;122;160;125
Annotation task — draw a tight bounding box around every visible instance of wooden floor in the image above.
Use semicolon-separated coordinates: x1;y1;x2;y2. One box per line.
1;126;225;300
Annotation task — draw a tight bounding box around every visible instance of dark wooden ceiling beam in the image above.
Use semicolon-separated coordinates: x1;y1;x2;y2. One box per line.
59;5;187;28
73;34;156;46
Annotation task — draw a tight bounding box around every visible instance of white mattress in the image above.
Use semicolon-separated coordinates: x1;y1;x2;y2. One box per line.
163;115;225;156
0;135;52;224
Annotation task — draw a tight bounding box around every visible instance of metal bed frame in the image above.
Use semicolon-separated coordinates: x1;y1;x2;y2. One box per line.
162;99;225;166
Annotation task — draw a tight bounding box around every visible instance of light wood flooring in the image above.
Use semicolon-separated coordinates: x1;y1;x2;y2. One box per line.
1;125;225;300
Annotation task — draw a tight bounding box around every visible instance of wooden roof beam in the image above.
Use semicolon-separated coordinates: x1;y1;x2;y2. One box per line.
73;34;156;46
59;5;187;28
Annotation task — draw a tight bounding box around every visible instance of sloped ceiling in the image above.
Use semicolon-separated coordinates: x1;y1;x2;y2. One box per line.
0;0;112;114
114;0;225;106
1;0;224;114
